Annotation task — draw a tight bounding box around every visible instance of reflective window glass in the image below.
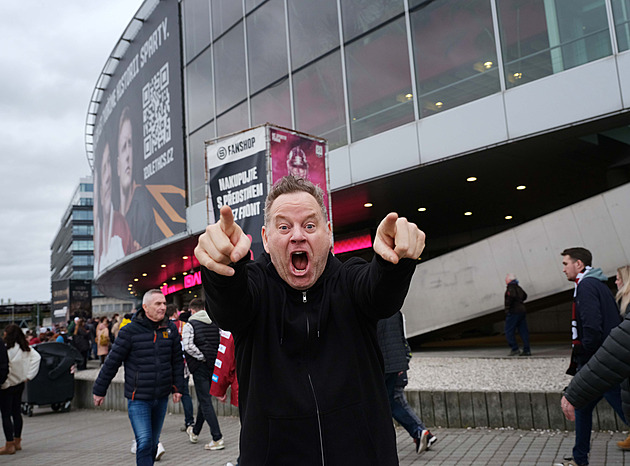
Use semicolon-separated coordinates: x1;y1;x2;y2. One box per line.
340;0;404;42
288;0;340;70
246;0;267;14
212;0;243;40
345;18;413;142
611;0;630;52
185;47;214;132
497;0;611;88
246;0;288;94
411;0;500;118
251;79;292;128
188;122;216;205
217;101;249;137
214;22;247;115
183;0;211;62
293;51;347;149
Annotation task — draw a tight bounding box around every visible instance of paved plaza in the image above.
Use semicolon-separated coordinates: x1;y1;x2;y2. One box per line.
3;406;628;465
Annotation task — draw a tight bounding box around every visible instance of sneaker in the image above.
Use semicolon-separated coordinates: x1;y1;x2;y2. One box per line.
617;433;630;450
552;456;585;466
414;429;429;453
205;438;225;451
130;440;136;454
508;349;520;356
519;350;531;356
426;431;437;450
187;425;198;444
155;442;165;461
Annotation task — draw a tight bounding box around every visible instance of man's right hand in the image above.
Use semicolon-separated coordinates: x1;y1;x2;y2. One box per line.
93;395;105;406
194;205;252;276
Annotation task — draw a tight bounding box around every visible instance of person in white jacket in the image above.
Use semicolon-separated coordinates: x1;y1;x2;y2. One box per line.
0;324;41;455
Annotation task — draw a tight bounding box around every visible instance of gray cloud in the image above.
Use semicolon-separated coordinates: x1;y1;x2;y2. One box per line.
0;0;144;302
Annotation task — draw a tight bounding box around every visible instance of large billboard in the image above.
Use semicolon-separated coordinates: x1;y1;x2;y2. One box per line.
93;0;186;277
51;279;92;324
205;124;329;260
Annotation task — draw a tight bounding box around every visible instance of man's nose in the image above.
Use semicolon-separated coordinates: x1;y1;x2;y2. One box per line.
291;227;306;241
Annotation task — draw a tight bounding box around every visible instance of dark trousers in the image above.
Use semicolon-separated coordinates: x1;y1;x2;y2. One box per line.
505;313;530;352
0;383;25;442
385;372;425;439
192;364;222;441
573;384;626;465
181;376;194;427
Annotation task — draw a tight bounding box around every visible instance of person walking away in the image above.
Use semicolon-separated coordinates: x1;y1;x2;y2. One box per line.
504;273;531;356
0;324;41;454
96;316;110;365
182;298;224;451
93;290;184;465
194;175;425;465
377;311;437;454
72;318;91;370
175;307;194;432
554;248;625;466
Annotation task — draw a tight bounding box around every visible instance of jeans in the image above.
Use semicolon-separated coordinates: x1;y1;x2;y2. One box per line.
192;364;222;441
505;313;530;352
181;376;194;427
127;397;169;466
573;384;626;465
0;383;25;441
385;372;426;438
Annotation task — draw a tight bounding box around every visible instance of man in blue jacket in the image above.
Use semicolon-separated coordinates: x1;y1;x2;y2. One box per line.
195;176;425;465
93;289;184;466
554;247;624;466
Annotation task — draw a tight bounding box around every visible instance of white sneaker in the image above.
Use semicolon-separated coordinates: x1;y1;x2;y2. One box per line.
155;442;165;461
204;438;225;450
130;440;136;454
187;425;198;444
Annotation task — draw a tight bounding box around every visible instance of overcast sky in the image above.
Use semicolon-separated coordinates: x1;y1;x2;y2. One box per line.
0;1;144;303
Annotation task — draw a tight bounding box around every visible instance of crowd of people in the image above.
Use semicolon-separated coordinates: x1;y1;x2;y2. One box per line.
3;176;630;466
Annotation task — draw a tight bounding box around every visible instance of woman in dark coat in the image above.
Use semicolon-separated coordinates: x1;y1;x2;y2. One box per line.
73;319;90;370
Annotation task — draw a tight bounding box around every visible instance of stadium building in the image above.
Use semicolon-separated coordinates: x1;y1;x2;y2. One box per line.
87;0;630;343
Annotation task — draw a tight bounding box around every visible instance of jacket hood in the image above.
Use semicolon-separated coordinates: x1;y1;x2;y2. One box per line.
581;267;608;283
189;310;212;325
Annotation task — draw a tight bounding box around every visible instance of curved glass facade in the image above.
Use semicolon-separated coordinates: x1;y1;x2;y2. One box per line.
182;0;624;204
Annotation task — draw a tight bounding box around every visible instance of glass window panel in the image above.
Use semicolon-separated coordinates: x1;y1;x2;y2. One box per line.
288;0;340;70
212;0;243;40
497;0;611;88
345;18;413;142
612;0;630;51
246;0;267;14
214;22;247;115
246;0;288;94
183;0;211;62
251;79;292;128
340;0;404;42
411;0;500;118
293;51;347;149
185;48;214;132
217;101;249;137
188;122;216;205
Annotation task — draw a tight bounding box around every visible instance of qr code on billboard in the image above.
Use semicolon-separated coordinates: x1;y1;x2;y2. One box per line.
142;62;172;160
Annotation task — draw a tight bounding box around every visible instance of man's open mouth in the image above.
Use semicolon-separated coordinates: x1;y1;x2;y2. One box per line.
291;252;308;272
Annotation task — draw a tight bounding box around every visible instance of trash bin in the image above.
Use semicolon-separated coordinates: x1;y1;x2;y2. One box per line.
21;342;83;416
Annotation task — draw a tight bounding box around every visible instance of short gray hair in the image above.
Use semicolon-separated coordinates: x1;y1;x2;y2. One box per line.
143;289;164;305
505;273;516;282
264;175;327;226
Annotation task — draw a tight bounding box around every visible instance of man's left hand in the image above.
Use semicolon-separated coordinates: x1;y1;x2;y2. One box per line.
561;395;575;421
373;213;425;264
172;393;182;403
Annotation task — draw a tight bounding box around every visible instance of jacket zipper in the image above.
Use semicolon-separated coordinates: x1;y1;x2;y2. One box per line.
305;293;324;465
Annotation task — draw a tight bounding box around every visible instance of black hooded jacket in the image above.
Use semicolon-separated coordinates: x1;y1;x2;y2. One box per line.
92;309;184;401
202;251;416;465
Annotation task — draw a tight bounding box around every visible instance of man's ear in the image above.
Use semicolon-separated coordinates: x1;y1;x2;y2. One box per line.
261;225;270;253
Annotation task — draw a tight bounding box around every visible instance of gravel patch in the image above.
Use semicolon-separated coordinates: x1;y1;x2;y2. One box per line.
407;356;573;392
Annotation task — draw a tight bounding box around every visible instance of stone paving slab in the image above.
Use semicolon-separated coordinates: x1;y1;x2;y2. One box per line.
4;408;629;465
